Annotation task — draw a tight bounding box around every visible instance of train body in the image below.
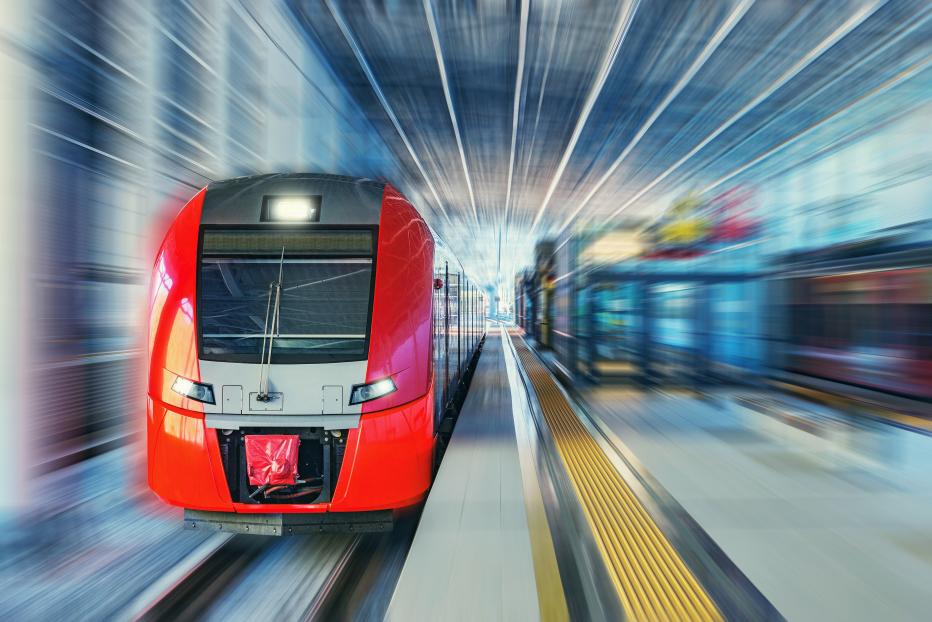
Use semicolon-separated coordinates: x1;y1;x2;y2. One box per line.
779;243;932;402
147;174;484;533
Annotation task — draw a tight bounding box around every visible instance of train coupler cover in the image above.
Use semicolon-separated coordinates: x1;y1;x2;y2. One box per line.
244;434;299;485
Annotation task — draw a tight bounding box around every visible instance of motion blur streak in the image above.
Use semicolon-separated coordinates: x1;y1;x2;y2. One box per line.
0;1;30;516
528;0;641;232
557;0;756;233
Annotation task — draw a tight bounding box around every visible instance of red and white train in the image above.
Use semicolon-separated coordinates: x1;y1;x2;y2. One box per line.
147;174;485;534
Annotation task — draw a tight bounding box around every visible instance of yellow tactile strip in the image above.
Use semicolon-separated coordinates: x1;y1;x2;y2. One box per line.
512;336;722;622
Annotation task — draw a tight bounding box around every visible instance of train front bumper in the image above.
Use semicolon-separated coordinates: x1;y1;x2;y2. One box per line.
147;387;435;515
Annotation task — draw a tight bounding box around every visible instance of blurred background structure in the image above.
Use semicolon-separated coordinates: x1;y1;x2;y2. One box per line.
0;0;930;619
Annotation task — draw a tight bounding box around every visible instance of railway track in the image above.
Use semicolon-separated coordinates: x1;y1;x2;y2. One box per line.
121;516;417;621
123;534;263;621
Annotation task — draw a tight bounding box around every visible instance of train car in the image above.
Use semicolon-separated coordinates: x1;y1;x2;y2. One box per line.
776;239;932;403
147;174;485;534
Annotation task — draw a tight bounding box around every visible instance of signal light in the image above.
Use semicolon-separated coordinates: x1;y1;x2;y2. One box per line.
171;376;216;404
261;195;321;222
349;377;396;405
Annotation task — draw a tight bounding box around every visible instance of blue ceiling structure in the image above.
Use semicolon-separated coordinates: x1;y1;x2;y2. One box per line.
288;0;931;284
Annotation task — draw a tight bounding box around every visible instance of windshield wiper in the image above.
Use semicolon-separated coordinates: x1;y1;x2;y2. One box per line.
283;267;370;292
256;247;285;401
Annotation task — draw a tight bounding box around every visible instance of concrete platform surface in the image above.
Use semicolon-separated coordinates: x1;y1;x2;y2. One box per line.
387;332;541;621
583;387;932;622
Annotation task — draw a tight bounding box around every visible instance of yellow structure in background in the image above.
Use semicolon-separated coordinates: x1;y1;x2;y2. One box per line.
657;194;711;246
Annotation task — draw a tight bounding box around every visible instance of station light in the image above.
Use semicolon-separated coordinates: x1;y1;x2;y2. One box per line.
349;377;396;405
263;196;320;222
171;376;216;404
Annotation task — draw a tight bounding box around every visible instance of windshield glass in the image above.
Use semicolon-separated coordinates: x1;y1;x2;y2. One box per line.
198;228;375;363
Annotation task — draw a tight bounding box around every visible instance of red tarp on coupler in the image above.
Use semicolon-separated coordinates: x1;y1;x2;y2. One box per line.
244;434;300;486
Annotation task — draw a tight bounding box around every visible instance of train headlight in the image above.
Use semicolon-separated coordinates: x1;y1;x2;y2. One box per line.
262;195;321;222
171;376;216;404
349;377;396;405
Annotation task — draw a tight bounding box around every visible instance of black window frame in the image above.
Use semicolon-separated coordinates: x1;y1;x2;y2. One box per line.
195;223;379;364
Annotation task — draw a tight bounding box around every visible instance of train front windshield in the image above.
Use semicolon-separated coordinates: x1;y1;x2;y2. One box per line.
197;228;375;363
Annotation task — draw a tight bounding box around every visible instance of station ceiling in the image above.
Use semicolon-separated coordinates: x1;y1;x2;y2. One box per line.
288;0;932;285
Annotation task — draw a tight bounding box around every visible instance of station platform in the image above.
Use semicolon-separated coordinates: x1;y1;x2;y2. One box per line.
389;328;757;621
578;386;932;621
391;327;932;621
387;328;559;621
